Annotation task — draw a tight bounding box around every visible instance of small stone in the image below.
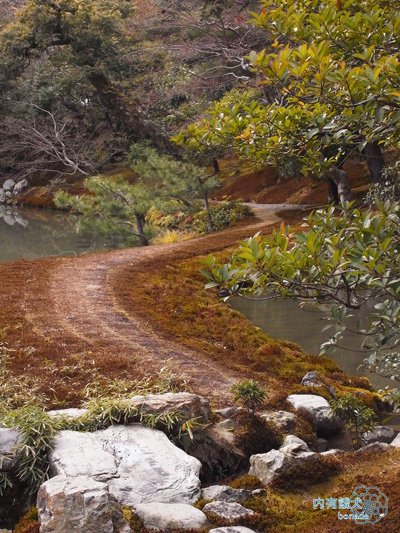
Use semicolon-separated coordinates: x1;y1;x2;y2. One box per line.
47;408;88;420
363;426;397;445
215;418;236;431
259;410;297;432
2;179;15;192
0;428;23;472
201;484;252;503
209;526;256;533
134;502;209;531
390;433;400;447
203;501;256;522
129;392;210;421
215;406;243;418
356;442;390;453
13;178;28;194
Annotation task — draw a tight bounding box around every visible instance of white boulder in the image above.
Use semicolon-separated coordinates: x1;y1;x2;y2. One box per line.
48;425;201;505
249;435;322;486
37;475;129;533
287;394;341;435
129;391;211;421
2;179;15;192
134;502;208;531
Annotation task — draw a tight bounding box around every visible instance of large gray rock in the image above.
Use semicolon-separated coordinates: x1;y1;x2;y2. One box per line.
201;484;252;503
129;392;211;421
134;502;208;531
363;426;397;445
391;433;400;447
249;435;322;486
259;410;297;432
203;501;256;522
37;475;129;533
49;425;201;505
0;189;5;203
287;394;341;435
2;179;15;192
0;428;23;471
209;526;255;533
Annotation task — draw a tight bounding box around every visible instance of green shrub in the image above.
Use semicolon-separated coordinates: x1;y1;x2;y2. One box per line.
330;393;377;448
231;379;266;413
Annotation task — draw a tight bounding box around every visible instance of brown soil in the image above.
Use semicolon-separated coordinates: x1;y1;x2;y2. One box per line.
1;209;296;406
216;158;370;205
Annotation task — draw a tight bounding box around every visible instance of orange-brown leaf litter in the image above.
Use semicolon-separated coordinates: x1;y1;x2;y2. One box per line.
3;204;400;532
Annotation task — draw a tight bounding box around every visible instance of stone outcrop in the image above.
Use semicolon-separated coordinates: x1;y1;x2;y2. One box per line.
49;425;201;505
249;435;323;486
287;394;341;435
134;502;209;531
363;426;397;445
0;178;28;203
201;484;252;503
128;391;211;421
259;410;297;432
37;475;130;533
203;501;256;522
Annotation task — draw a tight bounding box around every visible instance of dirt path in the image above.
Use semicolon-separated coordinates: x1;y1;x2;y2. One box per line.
2;205;305;403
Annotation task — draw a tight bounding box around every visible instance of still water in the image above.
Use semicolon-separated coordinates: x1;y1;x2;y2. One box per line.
230;296;395;390
0;205;125;263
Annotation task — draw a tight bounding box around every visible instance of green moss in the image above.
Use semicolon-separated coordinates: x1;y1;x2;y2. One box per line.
234;411;283;457
13;507;39;533
229;474;262;490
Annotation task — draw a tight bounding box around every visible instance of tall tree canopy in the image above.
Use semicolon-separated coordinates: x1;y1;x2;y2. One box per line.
175;0;400;186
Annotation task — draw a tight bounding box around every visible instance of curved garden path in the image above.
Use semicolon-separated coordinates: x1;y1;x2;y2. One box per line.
5;204;306;402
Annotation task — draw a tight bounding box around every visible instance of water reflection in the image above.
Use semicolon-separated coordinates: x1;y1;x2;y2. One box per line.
229;296;395;390
0;206;128;263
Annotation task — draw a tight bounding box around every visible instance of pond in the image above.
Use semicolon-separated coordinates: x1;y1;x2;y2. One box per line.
229;296;395;390
0;205;126;263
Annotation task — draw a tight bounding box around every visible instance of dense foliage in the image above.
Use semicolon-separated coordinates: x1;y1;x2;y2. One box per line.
203;201;400;381
176;0;400;185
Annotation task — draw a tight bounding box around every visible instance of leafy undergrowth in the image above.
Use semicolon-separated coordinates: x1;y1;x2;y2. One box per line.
114;253;378;409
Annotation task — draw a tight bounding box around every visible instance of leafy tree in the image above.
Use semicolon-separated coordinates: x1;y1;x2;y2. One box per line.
55;176;155;246
55;143;221;244
231;379;266;412
330;394;376;448
175;0;400;197
129;144;222;231
203;201;400;381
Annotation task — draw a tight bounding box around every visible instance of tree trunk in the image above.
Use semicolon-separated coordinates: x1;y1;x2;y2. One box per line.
364;142;385;183
212;158;220;173
327;178;340;204
135;213;149;246
204;190;214;232
325;168;351;204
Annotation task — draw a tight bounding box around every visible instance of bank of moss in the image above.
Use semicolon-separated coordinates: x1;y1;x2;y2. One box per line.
115;254;378;409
